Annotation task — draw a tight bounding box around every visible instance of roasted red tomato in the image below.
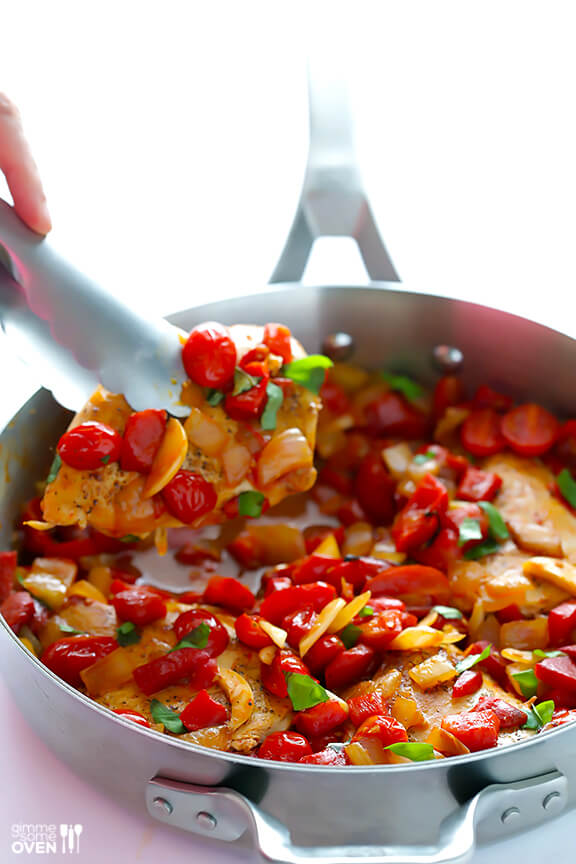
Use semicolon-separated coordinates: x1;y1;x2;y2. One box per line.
0;550;17;603
133;648;217;696
41;636;117;687
433;375;464;419
294;700;349;737
224;377;269;421
347;691;389;726
460;409;505;457
0;591;35;633
457;466;502;502
452;669;483;698
364;392;429;439
58;422;123;471
501;403;559;456
475;696;527;729
305;635;345;676
263;323;293;364
548;601;576;646
182;323;237;388
120;409;167;473
351;714;408;746
357;610;415;652
366;565;451;604
299;748;348;765
234;613;273;649
180;689;229;731
441;710;500;751
258;731;312;762
324;644;376;691
112;587;167;626
260;650;310;699
162;470;217;523
353;452;396;525
203;576;255;612
392;475;448;553
173;608;229;657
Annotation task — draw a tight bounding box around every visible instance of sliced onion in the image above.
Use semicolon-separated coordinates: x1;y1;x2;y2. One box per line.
222;443;252;486
185;407;229;457
257;429;313;488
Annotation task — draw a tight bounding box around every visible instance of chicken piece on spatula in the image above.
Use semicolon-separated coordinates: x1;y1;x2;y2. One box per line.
39;322;328;539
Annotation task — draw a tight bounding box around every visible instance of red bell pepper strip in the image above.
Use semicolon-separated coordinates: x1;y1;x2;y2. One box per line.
441;710;500;751
457;467;502;502
452;669;483;698
324;644;376;691
392;474;449;553
133;648;217;696
113;709;151;728
304;635;345;676
203;576;255;612
364;392;429;439
433;376;464;419
535;655;576;692
475;696;527;729
180;689;229;731
548;602;576;646
354;452;396;525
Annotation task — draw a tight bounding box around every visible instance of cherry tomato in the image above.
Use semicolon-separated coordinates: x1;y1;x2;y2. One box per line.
239;345;270;368
351;714;408;746
259;582;336;625
305;635;345;676
473;385;513;412
329;557;388;591
113;709;151;728
475;696;527;729
464;641;509;688
260;650;310;698
224;376;269;421
303;525;345;555
320;378;350;414
444;503;489;548
452;669;483;698
495;604;523;624
441;710;500;751
58;422;123;470
180;689;229;731
227;531;265;569
412;527;461;572
0;550;17;603
392;474;449;553
283;606;318;649
294;699;348;737
535;655;576;691
317;466;353;496
365;565;451;604
162;470;217;523
291;555;339;587
364;392;429;439
120;409;167;473
553;420;576;472
460;409;505;457
300;748;348;765
182;323;236;388
457;466;502;502
133;648;217;695
358;609;416;652
173;608;229;657
41;636;117;687
258;731;312;762
0;591;35;633
112;587;167;626
324;644;376;691
263;323;293;364
501;403;559;456
354;452;396;524
262;574;293;597
203;575;255;612
347;691;389;727
234;613;273;649
548;601;576;646
433;375;464;419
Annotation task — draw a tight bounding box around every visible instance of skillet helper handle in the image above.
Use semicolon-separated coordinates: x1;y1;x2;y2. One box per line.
269;48;399;284
146;771;567;864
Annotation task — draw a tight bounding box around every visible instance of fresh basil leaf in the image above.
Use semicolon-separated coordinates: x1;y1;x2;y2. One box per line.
206;388;225;406
523;699;555;731
58;621;85;635
232;367;260;396
116;621;141;646
149;699;187;734
170;621;210;652
533;649;565;659
46;453;62;484
282;355;334;395
455;644;491;674
511;668;539;699
261;381;284;431
340;623;361;649
557;468;576;508
458;518;483;547
238;491;266;518
432;605;463;620
100;454;110;465
478;501;509;541
413;451;436;465
380;372;424;403
463;538;500;560
385;742;435;762
357;605;374;618
286;672;330;711
120;534;140;544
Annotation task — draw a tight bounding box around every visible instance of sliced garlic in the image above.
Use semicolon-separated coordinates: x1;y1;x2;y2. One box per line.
327;591;372;634
299;598;347;657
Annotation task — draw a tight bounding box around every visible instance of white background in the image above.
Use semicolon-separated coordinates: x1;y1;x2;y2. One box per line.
1;1;576;861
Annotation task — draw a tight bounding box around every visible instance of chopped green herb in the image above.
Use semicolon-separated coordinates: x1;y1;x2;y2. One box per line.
340;623;361;649
432;605;463;620
511;668;539;699
533;649;565;659
384;742;435;762
523;699;555;731
120;534;140;544
238;491;266;518
478;501;510;541
413;451;436;465
232;367;260;396
455;644;491;675
170;621;210;652
46;453;62;484
357;605;374;618
458;518;483;547
380;372;424;402
286;672;330;711
116;621;141;646
149;699;187;734
261;381;284;431
557;468;576;509
58;621;85;635
463;538;500;560
282;355;334;395
100;454;110;465
206;388;225;406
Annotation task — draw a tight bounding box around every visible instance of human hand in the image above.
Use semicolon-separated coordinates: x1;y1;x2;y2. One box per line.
0;92;51;234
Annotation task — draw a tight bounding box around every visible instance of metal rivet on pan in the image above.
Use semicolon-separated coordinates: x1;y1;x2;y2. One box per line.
322;332;355;362
500;807;520;824
542;792;562;812
196;811;217;831
152;796;173;815
431;344;464;374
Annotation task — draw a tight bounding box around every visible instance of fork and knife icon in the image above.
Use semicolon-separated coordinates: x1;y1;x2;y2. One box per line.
59;824;83;854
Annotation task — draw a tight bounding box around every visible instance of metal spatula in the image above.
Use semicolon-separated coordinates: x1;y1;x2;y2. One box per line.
0;200;189;415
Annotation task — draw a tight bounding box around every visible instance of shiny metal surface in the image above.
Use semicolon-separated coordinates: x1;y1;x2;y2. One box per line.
0;201;189;416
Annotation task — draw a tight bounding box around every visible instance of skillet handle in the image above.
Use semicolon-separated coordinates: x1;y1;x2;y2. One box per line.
146;771;567;864
269;46;399;285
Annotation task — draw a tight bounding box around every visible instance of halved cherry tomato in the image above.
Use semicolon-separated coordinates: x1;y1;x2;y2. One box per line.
501;403;559;456
366;565;451;604
180;689;229;731
260;650;310;698
0;550;17;603
347;691;389;726
58;422;123;471
120;409;167;473
173;608;229;657
412;527;461;572
0;591;35;633
441;710;500;751
182;323;237;388
324;644;376;691
329;557;388;591
283;606;318;649
259;582;336;625
364;392;429;439
258;731;312;762
162;470;217;524
473;385;513;413
457;467;502;502
203;576;255;613
133;648;217;695
234;613;273;649
358;610;416;652
263;323;293;364
535;655;576;691
392;475;448;553
433;375;464;419
548;601;576;646
295;699;348;737
224;376;269;421
351;714;408;745
113;709;151;727
460;409;505;457
354;452;396;524
300;748;348;765
112;587;166;626
475;696;527;729
41;636;117;687
452;669;482;698
305;635;345;675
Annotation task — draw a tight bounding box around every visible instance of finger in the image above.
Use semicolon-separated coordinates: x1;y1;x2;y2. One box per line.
0;92;51;234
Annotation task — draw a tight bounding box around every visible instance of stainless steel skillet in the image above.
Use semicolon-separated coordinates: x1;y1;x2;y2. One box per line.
0;65;576;864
